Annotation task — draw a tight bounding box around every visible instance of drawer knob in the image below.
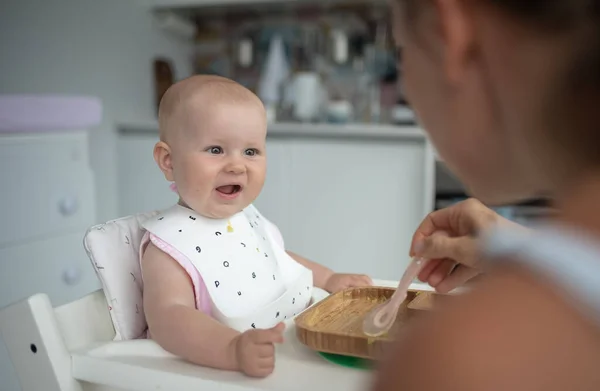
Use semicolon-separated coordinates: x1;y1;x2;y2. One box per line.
58;196;78;216
62;267;82;285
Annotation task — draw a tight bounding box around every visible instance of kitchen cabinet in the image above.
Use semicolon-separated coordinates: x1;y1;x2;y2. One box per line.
117;122;435;280
0;131;100;307
0;133;95;247
0;131;101;391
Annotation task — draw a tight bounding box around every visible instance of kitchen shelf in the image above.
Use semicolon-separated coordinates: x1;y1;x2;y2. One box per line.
118;120;427;141
139;0;386;10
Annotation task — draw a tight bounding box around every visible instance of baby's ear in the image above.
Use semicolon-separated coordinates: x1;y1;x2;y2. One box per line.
153;141;175;181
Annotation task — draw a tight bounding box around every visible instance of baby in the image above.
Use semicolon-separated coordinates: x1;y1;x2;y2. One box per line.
139;75;372;378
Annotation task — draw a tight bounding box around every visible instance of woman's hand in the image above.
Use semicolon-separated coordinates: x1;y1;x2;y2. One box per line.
410;198;522;293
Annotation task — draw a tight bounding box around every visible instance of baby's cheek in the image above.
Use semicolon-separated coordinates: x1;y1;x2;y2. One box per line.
244;184;261;203
194;183;214;200
249;166;266;186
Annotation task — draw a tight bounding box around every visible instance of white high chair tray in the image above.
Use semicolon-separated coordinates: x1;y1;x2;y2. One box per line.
1;279;434;391
70;280;433;391
73;320;355;391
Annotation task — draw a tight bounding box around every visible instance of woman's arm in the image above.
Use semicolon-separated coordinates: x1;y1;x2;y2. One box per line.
371;262;600;390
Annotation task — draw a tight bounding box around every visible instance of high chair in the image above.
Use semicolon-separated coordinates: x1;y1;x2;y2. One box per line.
0;212;430;391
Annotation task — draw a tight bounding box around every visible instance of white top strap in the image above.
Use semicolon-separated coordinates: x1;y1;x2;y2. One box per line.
482;223;600;325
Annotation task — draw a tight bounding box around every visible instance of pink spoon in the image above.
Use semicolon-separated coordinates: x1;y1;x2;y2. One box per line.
362;257;429;337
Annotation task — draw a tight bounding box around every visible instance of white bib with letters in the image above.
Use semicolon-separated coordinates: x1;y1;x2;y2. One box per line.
142;203;313;332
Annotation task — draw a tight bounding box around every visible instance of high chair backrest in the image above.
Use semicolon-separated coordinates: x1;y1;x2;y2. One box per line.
83;211;158;340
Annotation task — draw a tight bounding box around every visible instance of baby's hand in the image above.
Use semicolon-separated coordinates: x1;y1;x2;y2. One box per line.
233;322;285;378
324;273;373;293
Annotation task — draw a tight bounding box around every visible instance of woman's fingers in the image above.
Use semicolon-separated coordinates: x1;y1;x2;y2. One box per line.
418;235;481;269
408;198;514;292
410;210;453;257
409;198;501;257
413;229;482;292
428;259;457;287
418;258;443;282
435;265;480;293
421;260;480;293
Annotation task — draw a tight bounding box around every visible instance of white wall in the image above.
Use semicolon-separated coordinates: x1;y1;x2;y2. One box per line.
0;0;194;223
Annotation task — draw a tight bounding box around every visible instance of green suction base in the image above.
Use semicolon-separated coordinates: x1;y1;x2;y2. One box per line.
317;351;374;370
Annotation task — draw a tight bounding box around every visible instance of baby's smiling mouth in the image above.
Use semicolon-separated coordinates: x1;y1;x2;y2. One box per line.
216;184;242;195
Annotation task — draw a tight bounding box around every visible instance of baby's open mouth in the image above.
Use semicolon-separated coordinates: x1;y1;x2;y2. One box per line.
216;184;242;195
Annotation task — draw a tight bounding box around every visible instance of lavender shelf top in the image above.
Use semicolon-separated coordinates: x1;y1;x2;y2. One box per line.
0;95;102;133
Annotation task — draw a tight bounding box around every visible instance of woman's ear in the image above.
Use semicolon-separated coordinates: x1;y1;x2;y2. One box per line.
153;141;175;181
435;0;476;85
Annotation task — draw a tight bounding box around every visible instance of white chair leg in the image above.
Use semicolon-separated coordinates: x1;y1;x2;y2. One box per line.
0;294;83;391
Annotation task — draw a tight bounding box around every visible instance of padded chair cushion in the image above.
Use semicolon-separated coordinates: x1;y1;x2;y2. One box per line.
83;211;158;340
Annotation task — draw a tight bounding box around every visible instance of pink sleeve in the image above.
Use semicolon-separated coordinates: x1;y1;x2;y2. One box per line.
140;232;212;315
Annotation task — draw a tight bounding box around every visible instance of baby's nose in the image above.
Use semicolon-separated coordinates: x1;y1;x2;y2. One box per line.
226;162;246;174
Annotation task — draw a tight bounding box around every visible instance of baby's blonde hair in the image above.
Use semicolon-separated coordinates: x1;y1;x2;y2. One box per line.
158;74;264;142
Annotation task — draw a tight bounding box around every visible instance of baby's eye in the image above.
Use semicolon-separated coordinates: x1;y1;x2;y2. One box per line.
207;146;223;154
244;148;258;156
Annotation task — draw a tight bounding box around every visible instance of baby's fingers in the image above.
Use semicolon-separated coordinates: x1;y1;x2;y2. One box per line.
255;356;276;377
258;355;275;369
254;342;275;359
244;357;275;378
250;322;285;344
352;274;373;286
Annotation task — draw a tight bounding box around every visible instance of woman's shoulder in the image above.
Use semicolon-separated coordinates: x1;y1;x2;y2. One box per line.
482;222;600;323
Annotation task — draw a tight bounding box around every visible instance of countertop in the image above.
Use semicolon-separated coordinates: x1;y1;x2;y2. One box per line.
118;120;427;141
72;279;434;391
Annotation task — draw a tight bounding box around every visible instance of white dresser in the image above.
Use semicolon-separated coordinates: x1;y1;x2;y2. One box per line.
0;96;102;391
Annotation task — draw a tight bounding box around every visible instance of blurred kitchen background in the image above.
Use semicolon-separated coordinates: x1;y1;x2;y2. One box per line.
0;0;554;390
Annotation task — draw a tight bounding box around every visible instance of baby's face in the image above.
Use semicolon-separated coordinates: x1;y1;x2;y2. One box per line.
170;100;267;219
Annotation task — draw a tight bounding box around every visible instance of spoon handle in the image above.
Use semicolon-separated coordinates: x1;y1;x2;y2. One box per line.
389;257;428;307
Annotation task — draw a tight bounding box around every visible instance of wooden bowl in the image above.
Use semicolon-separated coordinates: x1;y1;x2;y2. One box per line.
294;286;437;360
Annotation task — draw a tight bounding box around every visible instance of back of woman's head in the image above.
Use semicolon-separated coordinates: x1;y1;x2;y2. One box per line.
488;1;600;161
393;0;600;203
